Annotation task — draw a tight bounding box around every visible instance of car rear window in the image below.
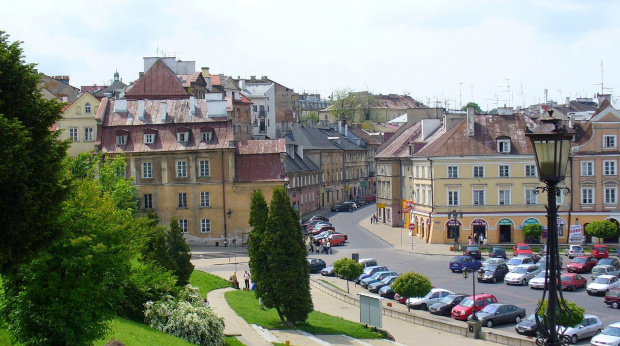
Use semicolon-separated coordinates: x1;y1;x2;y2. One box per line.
451;258;462;263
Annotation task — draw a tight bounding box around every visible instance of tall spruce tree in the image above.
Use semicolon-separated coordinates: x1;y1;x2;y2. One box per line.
167;218;194;286
248;190;269;300
0;31;71;274
258;187;312;326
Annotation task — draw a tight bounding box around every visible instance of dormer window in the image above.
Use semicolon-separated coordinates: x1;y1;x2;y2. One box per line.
497;138;511;153
176;126;191;143
200;126;214;142
143;128;157;145
115;129;129;146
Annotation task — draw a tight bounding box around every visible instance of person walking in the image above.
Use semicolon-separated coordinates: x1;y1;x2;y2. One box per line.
243;271;251;290
230;272;239;289
467;235;473;246
479;233;484;246
308;239;314;253
326;240;332;254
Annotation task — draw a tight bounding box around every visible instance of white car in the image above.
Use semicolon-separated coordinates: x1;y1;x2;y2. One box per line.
565;245;585;259
406;288;455;310
558;314;602;344
483;258;507;266
590;322;620;346
343;201;358;210
587;275;620;296
504;264;540;285
506;256;534;272
592;265;620;280
529;271;550;289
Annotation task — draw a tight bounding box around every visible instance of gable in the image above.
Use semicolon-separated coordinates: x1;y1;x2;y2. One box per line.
62;93;100;119
594;108;620;123
125;59;189;100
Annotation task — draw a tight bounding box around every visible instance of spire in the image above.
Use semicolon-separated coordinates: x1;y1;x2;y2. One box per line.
114;70;119;82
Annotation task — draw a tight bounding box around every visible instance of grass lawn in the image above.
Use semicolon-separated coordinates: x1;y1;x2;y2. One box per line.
189;269;232;297
319;279;347;293
225;290;385;340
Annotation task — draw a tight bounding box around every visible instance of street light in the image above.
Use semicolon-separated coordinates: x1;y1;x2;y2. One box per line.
448;210;463;249
525;111;575;346
462;268;485;321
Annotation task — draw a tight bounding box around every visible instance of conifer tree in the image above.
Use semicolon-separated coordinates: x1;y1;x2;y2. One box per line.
167;218;194;286
248;190;269;299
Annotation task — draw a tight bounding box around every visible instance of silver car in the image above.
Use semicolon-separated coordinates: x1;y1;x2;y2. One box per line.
529;271;550;289
565;245;585;259
592;265;620;280
558;314;603;344
588;275;620;295
506;256;534;272
505;264;541;285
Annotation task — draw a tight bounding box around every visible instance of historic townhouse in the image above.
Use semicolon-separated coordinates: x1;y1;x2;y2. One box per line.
210;72;253;141
58;92;100;157
284;142;321;216
321;127;369;199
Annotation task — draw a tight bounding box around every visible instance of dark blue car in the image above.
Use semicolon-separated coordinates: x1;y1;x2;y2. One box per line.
449;256;481;272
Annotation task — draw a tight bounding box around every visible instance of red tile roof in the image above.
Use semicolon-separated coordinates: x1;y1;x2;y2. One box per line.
235;139;286;182
211;74;221;86
236;139;285;155
177;73;201;88
102;99;227;126
124;59;189;100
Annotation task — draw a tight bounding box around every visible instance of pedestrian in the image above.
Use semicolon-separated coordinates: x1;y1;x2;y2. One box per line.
483;236;488;246
467;235;472;245
370;215;373;224
314;239;320;253
204;297;210;307
244;271;251;290
308;239;314;252
473;232;478;245
326;240;332;254
319;239;324;253
230;272;239;289
479;233;484;246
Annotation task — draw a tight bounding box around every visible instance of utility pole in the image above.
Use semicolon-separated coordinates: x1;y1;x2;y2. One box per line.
459;82;463;109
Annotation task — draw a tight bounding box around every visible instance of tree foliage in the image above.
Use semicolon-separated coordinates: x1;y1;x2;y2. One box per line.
0;31;71;274
249;187;312;326
522;224;543;238
461;102;482;114
586;220;618;243
391;272;432;299
330;89;358;122
332;258;363;293
301;111;319;125
98;155;141;214
166;218;194;286
537;299;585;328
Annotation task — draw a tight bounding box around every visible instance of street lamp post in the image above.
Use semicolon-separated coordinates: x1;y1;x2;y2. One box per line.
448;210;463;250
462;268;485;321
525;111;575;346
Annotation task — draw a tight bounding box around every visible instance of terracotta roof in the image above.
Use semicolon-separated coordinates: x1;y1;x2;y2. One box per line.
211;74;221;86
102;99;227;126
234;94;253;105
592;99;611;117
573;121;593;146
236;139;285;155
376;122;423;158
235;139;287;182
124;59;188;100
177;73;201;88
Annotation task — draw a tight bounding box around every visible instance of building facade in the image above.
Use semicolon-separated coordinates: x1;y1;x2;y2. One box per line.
58;92;100;157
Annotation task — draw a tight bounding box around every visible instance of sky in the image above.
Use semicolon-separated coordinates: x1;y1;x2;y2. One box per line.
2;0;620;111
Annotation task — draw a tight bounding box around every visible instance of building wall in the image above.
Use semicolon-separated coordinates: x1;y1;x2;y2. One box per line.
376;160;401;226
59;93;100;157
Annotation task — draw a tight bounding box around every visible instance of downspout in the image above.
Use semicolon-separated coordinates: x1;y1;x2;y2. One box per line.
222;148;227;242
319;150;323;208
428;157;434;243
399;158;404;228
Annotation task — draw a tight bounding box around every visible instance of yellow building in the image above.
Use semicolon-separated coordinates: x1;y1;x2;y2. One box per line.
58;93;100;157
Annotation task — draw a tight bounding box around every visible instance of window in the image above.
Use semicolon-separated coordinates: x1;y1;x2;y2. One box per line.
499;165;510;177
581;161;594;176
499;189;511;206
604;161;617;176
604;135;617;148
525;165;536;177
473;166;484;178
473;189;485;206
142;162;152;178
69;128;79;142
199;160;210;177
448;166;459;178
201;131;213;142
176;161;187;178
605;187;617;204
144;133;155;144
85;103;91;114
76;106;81;115
200;192;210;207
178;219;188;233
116;135;127;145
525;189;537;205
200;219;211;233
177;192;187;208
143;194;152;209
581;187;594;204
84;127;94;141
448;189;459;206
497;139;510;153
177;132;189;143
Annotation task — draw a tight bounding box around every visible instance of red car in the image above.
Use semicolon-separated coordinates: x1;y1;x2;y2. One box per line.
560;273;587;291
394;293;408;304
451;293;498;321
364;195;376;203
327;233;347;246
592;245;610;259
513;243;533;256
566;256;598;273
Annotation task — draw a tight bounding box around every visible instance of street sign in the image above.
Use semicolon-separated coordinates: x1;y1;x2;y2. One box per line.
377;203;386;208
409;223;415;230
401;208;410;214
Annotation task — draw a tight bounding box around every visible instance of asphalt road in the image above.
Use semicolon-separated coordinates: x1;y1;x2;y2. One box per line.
312;204;620;344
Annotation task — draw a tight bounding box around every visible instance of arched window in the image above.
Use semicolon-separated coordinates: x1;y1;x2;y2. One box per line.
85;103;91;114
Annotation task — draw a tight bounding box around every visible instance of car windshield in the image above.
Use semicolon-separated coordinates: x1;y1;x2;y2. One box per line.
492;247;504;252
512;267;527;274
460;298;474;308
561;275;572;281
526;313;536;322
380;276;393;284
481;305;498;314
517;245;530;250
483;265;498;271
507;259;521;265
535;272;547;278
571;258;586;263
467;247;478;251
603;326;620;337
440;296;456;304
363;267;375;274
599;258;614;266
593;267;606;273
594;277;611;284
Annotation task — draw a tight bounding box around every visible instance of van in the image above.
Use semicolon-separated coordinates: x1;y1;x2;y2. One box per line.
358;258;377;267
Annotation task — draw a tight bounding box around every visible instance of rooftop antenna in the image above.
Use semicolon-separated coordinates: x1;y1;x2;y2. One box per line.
498;78;511;107
459;82;463;109
520;83;525;108
594;61;613;94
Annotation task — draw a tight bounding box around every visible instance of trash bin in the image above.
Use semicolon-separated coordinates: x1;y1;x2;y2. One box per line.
352;253;359;262
467;320;482;339
215;242;219;247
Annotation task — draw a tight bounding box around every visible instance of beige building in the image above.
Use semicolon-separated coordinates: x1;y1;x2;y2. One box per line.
58;93;100;157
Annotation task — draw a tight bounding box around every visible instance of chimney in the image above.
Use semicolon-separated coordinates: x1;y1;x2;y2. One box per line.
201;67;210;77
467;106;475;137
160;101;167;122
250;75;256;82
114;99;127;113
139;72;144;79
261;76;268;80
137;99;145;119
190;96;196;115
598;93;612;106
344;124;348;137
566;97;570;106
239;79;245;89
338;121;342;134
296;145;304;158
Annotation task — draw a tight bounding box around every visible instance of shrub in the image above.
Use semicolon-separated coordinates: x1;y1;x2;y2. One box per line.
391;272;432;299
144;285;225;346
586;220;618;243
332;258;363;293
537;299;585;328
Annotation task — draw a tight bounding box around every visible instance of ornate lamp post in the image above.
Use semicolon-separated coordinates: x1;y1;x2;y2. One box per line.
448;210;463;250
462;268;485;321
525;112;575;346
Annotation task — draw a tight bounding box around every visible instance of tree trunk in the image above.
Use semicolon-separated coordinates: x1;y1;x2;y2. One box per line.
346;279;350;293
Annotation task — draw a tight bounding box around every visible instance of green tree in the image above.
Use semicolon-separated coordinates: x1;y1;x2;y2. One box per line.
332;258;363;293
537;299;585;328
98;155;140;213
248;190;269;296
461;102;482;114
586;220;618;243
330;89;358;122
167;218;194;286
391;272;432;300
523;223;543;243
0;31;71;274
357;91;378;121
301;111;319;125
253;187;312;326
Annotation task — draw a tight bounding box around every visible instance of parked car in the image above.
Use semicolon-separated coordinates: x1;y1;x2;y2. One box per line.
368;275;399;293
343;201;358;210
591;322;620;346
358;258;378;267
451;293;498;321
465;246;482;260
483;258;507;266
558;314;603;344
307;258;326;273
378;284;395;299
394;293;408;304
478;263;510;283
504;264;541;285
506;256;535;272
361;271;399;288
565;245;586;259
428;294;467;317
560;273;587;291
310;225;335;235
529;271;551;289
364;195;376;203
515;313;542;337
588;275;620;296
331;203;353;212
307;215;329;223
321;266;335;276
513;243;533;256
597;257;620;269
536;255;563;272
355;266;389;284
592;245;610;259
312;230;335;241
476;303;526;328
449;256;482;272
488;246;507;259
592;265;620;280
605;289;620;309
327;233;347;246
354;198;366;206
406;288;455;310
567;256;598;273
